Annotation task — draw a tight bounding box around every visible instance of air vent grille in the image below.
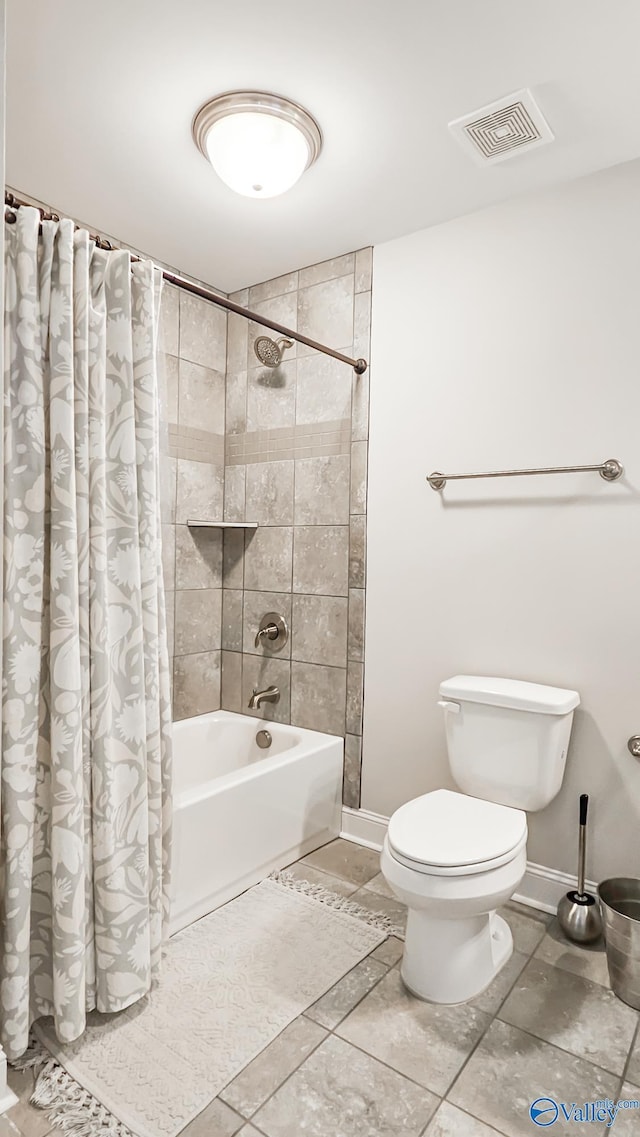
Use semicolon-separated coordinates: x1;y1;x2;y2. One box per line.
449;89;554;164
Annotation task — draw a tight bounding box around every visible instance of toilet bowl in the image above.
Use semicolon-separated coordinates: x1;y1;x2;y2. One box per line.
380;675;579;1005
381;789;527;1003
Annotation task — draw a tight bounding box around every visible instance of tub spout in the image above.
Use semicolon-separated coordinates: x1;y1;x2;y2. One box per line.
248;685;280;710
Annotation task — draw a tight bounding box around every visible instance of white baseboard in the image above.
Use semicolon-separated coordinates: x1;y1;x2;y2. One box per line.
340;807;595;916
512;862;598;915
340;806;388;851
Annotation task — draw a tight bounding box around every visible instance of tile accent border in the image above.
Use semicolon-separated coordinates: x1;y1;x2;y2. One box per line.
226;420;351;465
168;423;225;464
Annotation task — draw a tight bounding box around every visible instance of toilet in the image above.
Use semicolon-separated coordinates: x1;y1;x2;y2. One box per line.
381;675;580;1004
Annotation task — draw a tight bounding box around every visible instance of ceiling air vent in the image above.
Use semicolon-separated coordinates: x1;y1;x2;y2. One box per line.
449;89;554;164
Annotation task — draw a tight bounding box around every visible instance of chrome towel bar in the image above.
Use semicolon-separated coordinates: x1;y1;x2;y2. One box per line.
427;458;623;492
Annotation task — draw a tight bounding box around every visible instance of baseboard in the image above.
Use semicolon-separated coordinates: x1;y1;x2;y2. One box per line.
340;806;389;851
340;807;596;916
512;862;598;915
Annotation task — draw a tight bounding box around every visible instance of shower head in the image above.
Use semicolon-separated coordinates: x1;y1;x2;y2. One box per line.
254;335;293;368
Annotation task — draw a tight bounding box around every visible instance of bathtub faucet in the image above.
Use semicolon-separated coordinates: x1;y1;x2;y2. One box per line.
248;685;280;710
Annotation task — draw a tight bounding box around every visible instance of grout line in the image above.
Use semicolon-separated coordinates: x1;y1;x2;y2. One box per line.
242;1120;270;1137
240;1019;329;1127
430;1100;510;1137
303;950;392;1031
617;1017;640;1093
439;956;533;1102
172;647;222;660
493;1012;628;1082
419;1105;443;1137
290;335;299;684
327;1026;444;1098
237;649;348;673
299;851;380;887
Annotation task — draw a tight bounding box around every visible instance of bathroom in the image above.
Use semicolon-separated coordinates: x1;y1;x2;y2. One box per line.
1;2;640;1136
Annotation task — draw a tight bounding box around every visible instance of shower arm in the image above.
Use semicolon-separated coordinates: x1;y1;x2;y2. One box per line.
162;271;368;375
4;191;368;376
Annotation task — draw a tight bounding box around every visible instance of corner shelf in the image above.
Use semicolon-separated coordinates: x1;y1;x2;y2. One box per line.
186;519;258;530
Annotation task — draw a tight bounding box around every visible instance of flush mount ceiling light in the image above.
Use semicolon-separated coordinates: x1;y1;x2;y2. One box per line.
192;91;322;199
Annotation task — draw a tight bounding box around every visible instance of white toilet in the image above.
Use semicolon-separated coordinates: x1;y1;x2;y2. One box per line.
381;675;579;1004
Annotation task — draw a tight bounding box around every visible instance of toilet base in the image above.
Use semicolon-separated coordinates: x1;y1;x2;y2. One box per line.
400;910;513;1004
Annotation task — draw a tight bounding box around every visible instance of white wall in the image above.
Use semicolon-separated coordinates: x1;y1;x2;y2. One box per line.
363;159;640;883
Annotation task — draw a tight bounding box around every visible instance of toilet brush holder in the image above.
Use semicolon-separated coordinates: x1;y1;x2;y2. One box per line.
557;793;602;945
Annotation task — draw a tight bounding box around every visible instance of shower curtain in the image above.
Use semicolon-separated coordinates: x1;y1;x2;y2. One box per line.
0;207;172;1061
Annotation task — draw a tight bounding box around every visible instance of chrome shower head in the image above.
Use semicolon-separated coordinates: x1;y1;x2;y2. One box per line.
254;335;293;368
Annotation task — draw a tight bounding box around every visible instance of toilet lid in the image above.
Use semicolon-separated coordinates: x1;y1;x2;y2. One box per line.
387;789;527;870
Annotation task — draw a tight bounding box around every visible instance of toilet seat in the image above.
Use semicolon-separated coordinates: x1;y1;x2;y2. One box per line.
387;788;527;877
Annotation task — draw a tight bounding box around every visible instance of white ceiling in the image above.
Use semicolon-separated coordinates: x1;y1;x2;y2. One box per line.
6;0;640;292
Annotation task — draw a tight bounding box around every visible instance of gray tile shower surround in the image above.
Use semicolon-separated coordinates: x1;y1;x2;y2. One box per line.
9;838;640;1137
160;247;372;807
220;252;371;811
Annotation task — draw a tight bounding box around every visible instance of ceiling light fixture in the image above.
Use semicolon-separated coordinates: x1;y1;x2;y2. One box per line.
192;91;322;199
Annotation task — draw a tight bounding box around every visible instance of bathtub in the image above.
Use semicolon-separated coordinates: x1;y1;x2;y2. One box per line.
169;710;344;935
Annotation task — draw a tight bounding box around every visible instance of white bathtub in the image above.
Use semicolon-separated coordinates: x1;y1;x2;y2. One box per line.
169;710;344;935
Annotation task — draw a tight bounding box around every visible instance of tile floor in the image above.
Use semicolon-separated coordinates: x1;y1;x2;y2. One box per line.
6;838;640;1137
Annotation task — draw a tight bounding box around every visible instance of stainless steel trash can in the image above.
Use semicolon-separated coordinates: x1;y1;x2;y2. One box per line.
599;878;640;1009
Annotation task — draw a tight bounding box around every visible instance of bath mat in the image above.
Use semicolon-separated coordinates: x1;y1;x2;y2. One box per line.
273;869;407;939
21;877;388;1137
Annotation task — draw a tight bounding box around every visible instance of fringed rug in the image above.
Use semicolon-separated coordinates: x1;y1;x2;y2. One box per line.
17;876;390;1137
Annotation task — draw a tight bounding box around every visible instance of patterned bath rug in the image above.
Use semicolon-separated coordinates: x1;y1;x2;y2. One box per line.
19;877;388;1137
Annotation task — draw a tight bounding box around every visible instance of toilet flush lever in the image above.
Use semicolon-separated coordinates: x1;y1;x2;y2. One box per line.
437;700;461;714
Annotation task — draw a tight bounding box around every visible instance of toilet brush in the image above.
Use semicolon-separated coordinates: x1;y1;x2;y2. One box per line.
557;794;602;944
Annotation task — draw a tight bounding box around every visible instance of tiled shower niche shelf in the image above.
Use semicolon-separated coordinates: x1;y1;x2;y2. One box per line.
186;520;259;529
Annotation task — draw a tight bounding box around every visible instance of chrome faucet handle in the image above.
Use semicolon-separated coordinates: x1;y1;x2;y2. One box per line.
254;612;289;651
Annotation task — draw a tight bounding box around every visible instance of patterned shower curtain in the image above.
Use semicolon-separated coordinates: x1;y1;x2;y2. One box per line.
0;207;172;1061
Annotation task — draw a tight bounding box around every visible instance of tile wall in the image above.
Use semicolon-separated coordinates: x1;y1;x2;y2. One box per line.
158;247;372;806
219;249;372;807
158;284;227;718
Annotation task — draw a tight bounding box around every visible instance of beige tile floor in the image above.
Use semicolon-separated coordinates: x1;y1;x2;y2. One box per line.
6;837;640;1137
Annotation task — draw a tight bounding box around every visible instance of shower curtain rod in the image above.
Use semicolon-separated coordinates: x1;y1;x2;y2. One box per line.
4;191;368;376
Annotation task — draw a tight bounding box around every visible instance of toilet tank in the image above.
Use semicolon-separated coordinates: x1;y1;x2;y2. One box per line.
438;676;580;812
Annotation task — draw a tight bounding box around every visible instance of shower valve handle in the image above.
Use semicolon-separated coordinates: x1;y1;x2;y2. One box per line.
254;612;289;651
255;623;279;647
